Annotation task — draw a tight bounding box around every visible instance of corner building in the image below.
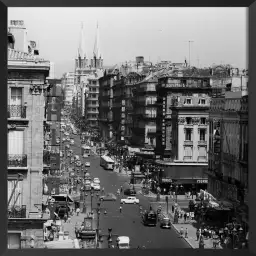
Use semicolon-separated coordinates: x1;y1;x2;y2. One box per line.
7;20;50;248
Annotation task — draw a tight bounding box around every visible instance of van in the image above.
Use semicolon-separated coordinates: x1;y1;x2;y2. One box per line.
116;236;130;249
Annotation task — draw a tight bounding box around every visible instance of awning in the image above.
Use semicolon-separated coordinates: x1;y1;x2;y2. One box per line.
51;194;73;202
159;165;208;180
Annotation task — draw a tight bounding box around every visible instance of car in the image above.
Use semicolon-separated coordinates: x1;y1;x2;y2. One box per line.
159;217;171;229
64;132;70;136
70;139;74;145
121;197;139;204
70;157;75;164
83;154;89;158
65;144;70;149
66;137;70;141
91;183;100;191
99;193;117;201
84;180;91;185
74;155;80;161
76;161;82;167
56;139;60;144
85;162;90;167
62;137;66;142
124;188;136;196
116;236;130;249
93;178;100;184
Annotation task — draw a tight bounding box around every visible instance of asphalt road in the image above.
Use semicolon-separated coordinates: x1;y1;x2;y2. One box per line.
59;129;190;249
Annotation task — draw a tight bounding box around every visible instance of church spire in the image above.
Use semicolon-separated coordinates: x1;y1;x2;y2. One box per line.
93;21;102;59
78;22;87;58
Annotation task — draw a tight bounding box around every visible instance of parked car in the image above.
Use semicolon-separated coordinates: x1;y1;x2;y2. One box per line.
83;154;89;158
99;193;117;201
93;178;100;184
121;197;139;204
66;136;70;141
116;236;130;249
56;139;60;144
65;144;70;149
64;132;70;136
159;217;171;229
85;162;90;167
124;188;136;196
70;139;74;145
62;137;66;142
91;183;100;191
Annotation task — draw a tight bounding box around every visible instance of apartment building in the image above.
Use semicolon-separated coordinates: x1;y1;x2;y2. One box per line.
8;20;50;248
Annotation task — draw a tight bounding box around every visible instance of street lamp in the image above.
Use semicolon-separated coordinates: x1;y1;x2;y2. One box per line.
175;184;183;203
90;191;94;216
232;227;237;249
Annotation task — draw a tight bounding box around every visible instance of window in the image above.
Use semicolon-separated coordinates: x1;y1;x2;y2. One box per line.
199;129;206;141
185;98;192;105
198;147;207;159
186;117;192;124
185;129;192;141
184;147;192;159
10;88;22;105
200;118;206;124
8;131;24;155
199;98;206;105
51;97;57;111
8;180;22;207
8;233;21;249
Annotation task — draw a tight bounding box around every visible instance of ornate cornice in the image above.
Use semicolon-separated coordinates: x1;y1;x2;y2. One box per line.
29;82;51;95
192;117;200;125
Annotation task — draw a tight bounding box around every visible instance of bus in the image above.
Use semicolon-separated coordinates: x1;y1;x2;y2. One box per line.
100;155;115;170
142;210;158;226
82;145;91;156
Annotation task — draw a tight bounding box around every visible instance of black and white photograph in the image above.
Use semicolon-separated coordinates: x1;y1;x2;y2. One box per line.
7;7;248;249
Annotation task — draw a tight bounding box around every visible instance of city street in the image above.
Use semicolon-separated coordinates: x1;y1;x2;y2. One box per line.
62;131;190;249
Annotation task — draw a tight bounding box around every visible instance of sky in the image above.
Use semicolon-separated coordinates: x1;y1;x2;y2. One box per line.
8;8;248;78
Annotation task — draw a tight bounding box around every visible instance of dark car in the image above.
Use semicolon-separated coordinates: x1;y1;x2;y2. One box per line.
99;193;117;201
159;217;171;229
124;188;136;196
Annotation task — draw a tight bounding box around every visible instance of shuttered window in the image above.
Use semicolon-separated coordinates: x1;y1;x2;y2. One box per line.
8;180;23;207
198;146;207;157
8;131;24;155
184;147;192;159
10;88;22;105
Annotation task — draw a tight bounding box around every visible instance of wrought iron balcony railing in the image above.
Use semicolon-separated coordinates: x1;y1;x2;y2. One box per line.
8;205;26;218
8;154;27;167
8;105;27;119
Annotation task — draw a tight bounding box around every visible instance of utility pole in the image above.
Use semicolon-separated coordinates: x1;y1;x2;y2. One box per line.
185;40;194;67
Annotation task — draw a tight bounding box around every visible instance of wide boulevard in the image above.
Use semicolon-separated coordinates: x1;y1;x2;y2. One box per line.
61;130;190;249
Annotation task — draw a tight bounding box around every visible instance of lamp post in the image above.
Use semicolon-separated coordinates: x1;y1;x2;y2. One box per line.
108;228;113;248
232;227;237;249
95;201;107;248
175;184;183;203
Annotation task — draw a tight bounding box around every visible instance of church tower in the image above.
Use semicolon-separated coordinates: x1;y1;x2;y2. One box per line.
91;22;103;69
75;22;89;70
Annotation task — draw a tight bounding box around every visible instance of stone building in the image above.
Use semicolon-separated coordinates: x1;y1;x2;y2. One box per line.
7;20;50;248
98;67;119;140
155;68;212;192
207;88;248;227
61;72;75;106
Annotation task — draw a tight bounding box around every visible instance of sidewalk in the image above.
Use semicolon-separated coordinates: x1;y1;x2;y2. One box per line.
139;191;222;249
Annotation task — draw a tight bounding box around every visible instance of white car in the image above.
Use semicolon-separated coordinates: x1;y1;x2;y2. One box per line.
56;139;60;144
93;178;100;184
70;139;74;145
121;197;139;204
91;183;100;191
85;162;90;167
64;132;70;136
62;137;66;142
83;154;89;158
66;137;70;141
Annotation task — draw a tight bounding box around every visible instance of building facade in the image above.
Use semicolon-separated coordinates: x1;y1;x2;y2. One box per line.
155;68;212;191
61;72;75;106
207;89;248;226
8;20;50;248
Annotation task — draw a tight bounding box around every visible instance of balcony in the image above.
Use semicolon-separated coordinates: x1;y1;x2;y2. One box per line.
8;154;27;168
183;156;192;161
198;141;207;146
8;205;26;218
8;105;27;119
184;141;193;146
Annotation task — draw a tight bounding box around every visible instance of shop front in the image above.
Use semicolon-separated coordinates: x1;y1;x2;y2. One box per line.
155;162;208;194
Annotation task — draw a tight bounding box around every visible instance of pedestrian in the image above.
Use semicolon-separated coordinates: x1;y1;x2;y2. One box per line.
196;228;200;241
184;212;187;223
120;186;123;193
67;216;71;223
172;205;174;213
63;213;68;223
179;227;184;238
185;228;188;238
76;207;80;216
119;206;122;213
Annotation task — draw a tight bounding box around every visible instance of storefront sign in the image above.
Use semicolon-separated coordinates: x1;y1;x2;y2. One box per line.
197;179;208;184
162;178;172;183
